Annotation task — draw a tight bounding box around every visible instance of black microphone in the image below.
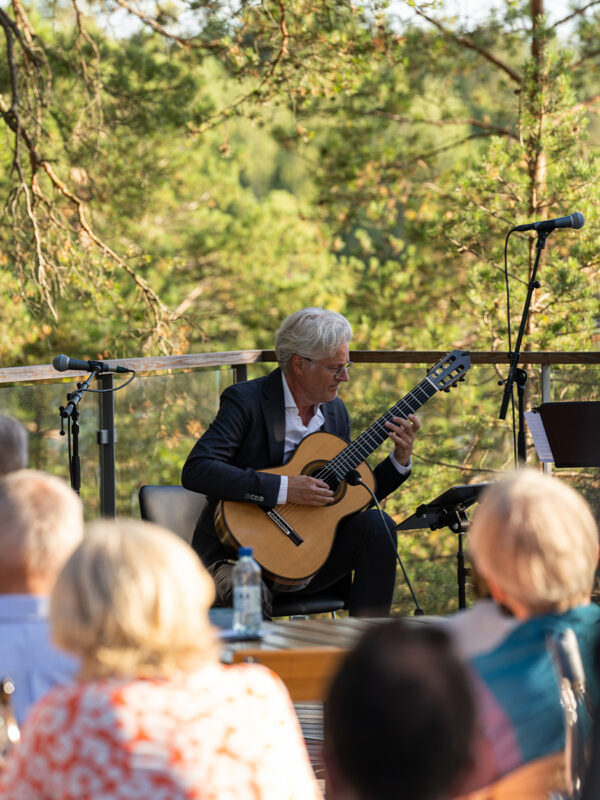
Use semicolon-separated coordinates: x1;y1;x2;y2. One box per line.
345;469;424;616
52;354;130;374
513;211;585;233
345;469;363;487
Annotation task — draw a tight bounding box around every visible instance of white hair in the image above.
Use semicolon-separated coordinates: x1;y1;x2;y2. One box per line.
275;307;353;373
0;469;83;578
468;469;599;614
0;415;28;476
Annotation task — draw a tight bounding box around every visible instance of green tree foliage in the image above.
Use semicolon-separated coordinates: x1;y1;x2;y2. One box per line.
4;0;600;358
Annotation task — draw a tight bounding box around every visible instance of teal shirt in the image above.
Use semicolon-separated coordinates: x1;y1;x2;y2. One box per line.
466;603;600;789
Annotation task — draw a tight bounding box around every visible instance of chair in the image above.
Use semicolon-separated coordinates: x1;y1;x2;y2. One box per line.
547;628;594;799
139;484;208;543
138;484;350;618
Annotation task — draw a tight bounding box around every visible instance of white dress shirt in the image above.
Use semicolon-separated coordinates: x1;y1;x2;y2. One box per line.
277;373;410;504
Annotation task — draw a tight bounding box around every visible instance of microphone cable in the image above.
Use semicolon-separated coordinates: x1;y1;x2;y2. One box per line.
345;469;424;616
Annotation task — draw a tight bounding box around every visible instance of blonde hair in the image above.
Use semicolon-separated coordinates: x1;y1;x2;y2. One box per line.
275;307;353;373
468;469;599;614
51;518;218;679
0;469;83;578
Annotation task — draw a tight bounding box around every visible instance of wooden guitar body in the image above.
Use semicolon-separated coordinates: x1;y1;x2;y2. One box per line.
215;431;375;590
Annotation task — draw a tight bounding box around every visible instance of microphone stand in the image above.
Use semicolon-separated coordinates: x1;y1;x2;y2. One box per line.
499;229;547;463
59;368;100;494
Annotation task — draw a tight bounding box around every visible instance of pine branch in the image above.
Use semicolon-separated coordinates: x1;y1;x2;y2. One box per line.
371;110;519;141
574;93;600;109
189;2;291;133
111;0;190;48
572;49;600;70
39;159;169;332
412;452;503;475
552;0;600;29
409;4;522;85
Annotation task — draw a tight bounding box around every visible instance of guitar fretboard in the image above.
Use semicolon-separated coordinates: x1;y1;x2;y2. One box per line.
316;375;438;486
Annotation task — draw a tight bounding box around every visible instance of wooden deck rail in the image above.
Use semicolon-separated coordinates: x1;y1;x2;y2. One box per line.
1;349;598;516
1;349;599;385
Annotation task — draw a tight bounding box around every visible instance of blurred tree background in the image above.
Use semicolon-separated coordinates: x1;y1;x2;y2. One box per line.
2;0;600;613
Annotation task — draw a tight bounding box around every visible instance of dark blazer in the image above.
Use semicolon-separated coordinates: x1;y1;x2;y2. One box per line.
181;368;409;566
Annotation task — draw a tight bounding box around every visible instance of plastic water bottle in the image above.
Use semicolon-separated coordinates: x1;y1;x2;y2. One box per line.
232;547;262;636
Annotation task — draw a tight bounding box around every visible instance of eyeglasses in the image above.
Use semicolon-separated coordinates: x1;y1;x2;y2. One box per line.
299;356;354;380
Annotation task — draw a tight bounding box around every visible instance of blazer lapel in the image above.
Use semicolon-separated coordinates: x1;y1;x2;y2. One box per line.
321;401;341;435
261;368;286;466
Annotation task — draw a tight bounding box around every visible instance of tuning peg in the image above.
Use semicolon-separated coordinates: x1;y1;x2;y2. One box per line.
459;376;466;382
443;387;451;393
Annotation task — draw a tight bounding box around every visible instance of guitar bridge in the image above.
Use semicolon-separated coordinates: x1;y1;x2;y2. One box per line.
266;509;303;547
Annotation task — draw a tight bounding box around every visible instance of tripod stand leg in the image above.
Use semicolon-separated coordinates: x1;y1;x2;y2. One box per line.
457;531;467;610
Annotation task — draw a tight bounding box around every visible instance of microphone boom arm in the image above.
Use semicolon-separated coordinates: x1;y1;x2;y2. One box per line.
58;367;100;496
59;368;100;420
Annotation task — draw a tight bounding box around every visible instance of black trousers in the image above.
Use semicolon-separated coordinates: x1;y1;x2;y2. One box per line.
209;508;398;619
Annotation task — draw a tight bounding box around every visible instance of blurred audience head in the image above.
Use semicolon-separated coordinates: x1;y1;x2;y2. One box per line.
324;619;474;800
51;518;217;680
469;468;598;617
0;469;83;594
0;415;28;477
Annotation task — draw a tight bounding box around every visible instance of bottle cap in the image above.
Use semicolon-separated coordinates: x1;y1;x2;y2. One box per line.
238;546;253;557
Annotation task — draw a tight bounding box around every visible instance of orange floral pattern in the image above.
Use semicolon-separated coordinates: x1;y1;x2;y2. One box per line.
0;663;323;800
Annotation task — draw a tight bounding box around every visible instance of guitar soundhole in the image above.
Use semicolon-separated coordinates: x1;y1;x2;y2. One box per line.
304;460;344;501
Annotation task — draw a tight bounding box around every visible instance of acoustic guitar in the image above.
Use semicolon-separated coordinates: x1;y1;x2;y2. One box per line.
215;350;471;590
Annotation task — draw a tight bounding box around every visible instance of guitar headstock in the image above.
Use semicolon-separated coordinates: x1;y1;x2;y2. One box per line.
427;351;471;392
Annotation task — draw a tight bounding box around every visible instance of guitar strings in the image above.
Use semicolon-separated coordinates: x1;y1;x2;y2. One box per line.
317;354;466;482
315;380;435;484
273;355;465;528
277;380;434;528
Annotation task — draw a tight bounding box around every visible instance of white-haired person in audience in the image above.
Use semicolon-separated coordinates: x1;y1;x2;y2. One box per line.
0;415;28;477
0;470;83;725
453;469;600;796
0;518;323;800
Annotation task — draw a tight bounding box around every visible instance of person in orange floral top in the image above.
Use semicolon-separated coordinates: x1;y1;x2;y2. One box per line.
0;518;322;800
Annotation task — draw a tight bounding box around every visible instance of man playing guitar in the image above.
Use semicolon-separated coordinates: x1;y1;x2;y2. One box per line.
182;307;420;618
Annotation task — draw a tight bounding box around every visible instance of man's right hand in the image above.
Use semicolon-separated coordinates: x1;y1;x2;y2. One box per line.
287;475;334;506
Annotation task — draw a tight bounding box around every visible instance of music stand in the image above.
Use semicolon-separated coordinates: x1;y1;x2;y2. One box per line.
526;402;600;468
397;483;491;609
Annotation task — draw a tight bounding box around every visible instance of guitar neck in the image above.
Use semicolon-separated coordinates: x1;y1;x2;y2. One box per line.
326;375;439;480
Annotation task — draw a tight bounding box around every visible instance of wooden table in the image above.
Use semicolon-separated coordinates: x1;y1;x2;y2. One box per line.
220;616;432;701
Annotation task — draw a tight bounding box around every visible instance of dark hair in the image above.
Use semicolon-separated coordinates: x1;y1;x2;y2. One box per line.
324;620;474;800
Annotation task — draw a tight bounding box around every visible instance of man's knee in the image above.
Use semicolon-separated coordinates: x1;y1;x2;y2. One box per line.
359;509;397;545
207;560;273;619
